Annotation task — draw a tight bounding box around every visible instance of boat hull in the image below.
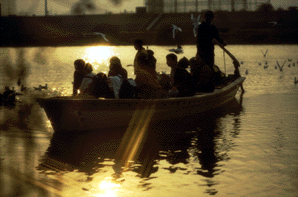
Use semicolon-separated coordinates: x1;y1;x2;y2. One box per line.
37;77;245;133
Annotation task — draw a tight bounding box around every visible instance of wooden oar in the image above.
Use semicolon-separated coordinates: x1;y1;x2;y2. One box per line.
213;39;240;77
213;39;244;93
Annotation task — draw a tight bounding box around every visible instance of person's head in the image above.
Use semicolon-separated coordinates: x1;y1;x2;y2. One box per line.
83;63;93;75
195;53;206;65
177;57;190;68
147;49;157;69
205;10;214;24
166;53;178;68
147;49;154;57
109;56;123;76
74;59;85;71
134;39;143;50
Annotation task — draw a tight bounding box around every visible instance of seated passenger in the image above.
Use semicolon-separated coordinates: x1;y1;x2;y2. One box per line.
147;49;157;70
135;54;165;99
166;54;195;97
158;73;172;91
108;56;128;99
191;55;215;93
95;72;114;99
79;63;96;98
73;59;85;96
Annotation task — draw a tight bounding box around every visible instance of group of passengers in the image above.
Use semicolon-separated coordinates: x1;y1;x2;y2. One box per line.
73;38;225;99
73;10;229;99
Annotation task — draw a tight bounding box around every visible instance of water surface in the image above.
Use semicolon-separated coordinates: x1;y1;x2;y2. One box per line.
0;45;298;197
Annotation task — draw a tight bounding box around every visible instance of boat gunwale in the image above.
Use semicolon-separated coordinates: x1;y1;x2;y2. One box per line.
36;77;245;106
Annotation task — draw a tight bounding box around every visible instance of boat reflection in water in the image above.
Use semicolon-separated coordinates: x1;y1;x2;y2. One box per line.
37;96;243;196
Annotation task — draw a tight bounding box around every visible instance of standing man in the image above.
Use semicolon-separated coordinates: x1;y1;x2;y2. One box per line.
196;10;226;67
132;39;148;76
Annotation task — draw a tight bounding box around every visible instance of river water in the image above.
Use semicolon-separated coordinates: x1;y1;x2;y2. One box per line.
0;45;298;197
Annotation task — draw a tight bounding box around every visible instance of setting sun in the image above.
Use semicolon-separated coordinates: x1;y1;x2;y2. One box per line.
83;46;118;70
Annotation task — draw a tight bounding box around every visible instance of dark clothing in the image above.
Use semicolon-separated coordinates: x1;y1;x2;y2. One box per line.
135;68;161;99
192;64;216;93
108;67;128;80
196;21;224;67
173;67;195;97
73;70;84;95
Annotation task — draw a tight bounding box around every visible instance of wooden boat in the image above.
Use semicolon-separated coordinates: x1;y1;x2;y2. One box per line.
37;76;245;133
37;44;245;133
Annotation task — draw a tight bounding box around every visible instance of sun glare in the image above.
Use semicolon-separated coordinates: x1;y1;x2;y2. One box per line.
83;46;117;71
96;179;121;197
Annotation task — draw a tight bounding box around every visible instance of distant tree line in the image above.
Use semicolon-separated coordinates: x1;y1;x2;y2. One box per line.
257;3;297;12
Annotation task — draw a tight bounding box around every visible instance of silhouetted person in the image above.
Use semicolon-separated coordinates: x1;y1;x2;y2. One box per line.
166;54;195;97
147;49;157;70
132;39;148;76
196;10;226;68
108;56;128;99
79;63;96;98
73;59;85;96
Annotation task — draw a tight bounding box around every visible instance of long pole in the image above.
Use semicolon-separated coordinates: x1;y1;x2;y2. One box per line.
223;50;226;76
45;0;48;16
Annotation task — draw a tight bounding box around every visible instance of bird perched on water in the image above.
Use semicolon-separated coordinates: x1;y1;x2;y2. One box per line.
191;14;201;37
169;45;183;54
40;84;48;90
34;85;42;91
172;24;182;39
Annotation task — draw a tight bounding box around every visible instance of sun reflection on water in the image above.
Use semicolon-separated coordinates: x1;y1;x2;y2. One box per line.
83;46;118;71
95;178;121;197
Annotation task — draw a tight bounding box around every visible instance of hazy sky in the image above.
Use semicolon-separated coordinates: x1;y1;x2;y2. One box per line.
13;0;298;16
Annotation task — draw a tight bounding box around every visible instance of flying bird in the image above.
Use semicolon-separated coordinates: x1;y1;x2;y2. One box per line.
191;14;201;37
82;32;108;41
261;49;268;57
276;60;286;71
172;24;182;39
269;17;284;26
93;32;109;42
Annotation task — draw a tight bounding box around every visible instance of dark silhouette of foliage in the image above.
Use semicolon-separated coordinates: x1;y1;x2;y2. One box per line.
257;3;274;12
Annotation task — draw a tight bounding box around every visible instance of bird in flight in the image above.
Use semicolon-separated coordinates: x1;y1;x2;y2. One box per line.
82;32;108;41
191;14;201;37
261;49;268;57
276;60;286;71
269;17;284;26
172;24;182;39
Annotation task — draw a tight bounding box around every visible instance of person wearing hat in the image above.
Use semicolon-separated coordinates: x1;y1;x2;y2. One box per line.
166;54;195;97
196;10;227;68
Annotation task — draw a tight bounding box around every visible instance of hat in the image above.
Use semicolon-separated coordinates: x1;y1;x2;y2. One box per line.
178;57;190;68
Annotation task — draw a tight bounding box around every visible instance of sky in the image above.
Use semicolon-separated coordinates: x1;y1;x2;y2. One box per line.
4;0;298;16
